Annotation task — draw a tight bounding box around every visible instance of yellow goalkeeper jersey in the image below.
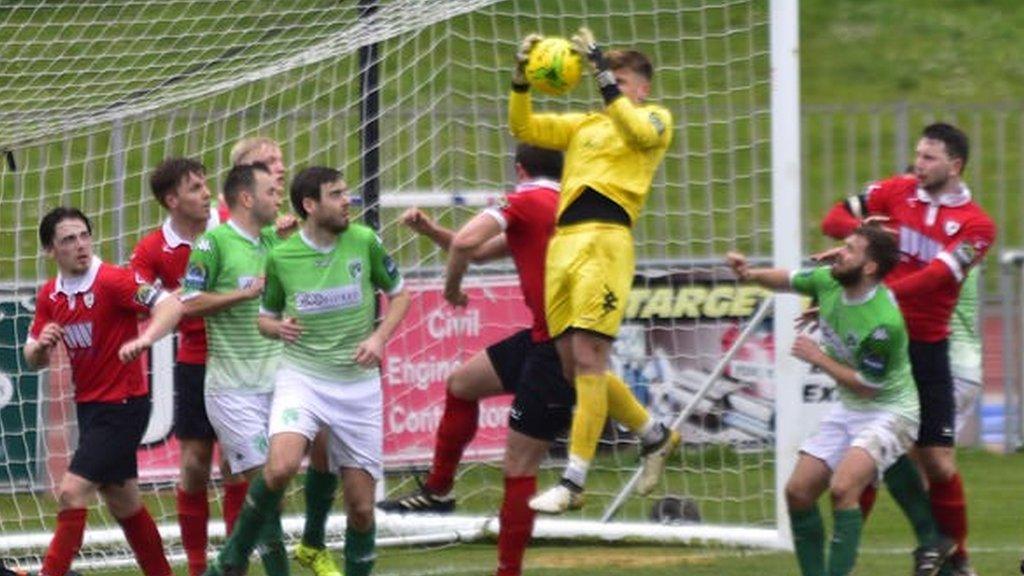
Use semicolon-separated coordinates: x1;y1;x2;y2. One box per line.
508;90;672;224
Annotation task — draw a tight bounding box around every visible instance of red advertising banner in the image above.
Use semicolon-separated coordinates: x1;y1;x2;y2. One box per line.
381;276;532;466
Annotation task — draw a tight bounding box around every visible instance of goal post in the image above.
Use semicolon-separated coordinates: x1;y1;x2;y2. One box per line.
0;0;805;568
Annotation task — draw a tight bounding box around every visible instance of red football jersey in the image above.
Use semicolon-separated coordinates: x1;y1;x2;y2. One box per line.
130;220;207;364
864;175;996;342
484;178;560;342
29;257;166;403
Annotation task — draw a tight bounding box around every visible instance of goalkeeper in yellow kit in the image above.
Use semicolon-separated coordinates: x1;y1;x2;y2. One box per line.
510;28;679;513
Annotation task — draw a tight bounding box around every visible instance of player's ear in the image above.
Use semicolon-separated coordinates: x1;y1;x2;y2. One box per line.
864;259;878;279
302;195;317;217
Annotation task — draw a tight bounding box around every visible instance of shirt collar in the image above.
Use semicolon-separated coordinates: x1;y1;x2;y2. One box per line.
299;229;335;254
514;178;561;193
162;218;192;248
841;284;878;306
55;255;103;296
227;218;261;246
915;184;971;207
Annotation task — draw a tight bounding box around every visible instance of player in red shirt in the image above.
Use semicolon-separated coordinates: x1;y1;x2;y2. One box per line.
130;157;250;576
24;207;183;576
821;123;995;576
378;144;672;576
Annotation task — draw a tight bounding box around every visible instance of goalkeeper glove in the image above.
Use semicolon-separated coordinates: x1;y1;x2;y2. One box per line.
512;34;543;92
571;27;620;103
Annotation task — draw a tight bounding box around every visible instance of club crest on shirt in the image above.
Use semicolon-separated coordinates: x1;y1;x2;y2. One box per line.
83;292;95;309
944;220;961;236
348;259;363;280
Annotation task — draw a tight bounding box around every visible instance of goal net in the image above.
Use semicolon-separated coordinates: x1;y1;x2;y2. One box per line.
0;0;799;570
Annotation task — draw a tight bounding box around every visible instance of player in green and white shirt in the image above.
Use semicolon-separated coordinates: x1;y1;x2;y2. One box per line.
207;167;410;576
183;162;291;576
950;268;982;439
728;225;950;576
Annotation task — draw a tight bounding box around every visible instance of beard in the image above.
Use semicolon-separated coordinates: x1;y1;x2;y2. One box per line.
830;263;865;287
323;217;349;234
918;172;949;193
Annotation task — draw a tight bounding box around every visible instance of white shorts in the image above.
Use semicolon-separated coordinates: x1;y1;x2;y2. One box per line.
953;376;982;436
800;404;917;478
205;392;273;474
269;364;383;480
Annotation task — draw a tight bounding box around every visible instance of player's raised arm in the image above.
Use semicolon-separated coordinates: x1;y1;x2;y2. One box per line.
508;34;586;150
727;251;794;291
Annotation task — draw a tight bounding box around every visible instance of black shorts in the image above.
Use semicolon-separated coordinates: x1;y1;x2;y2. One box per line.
507;339;576;442
909;339;955;447
174;362;216;440
69;396;151;484
485;329;536;394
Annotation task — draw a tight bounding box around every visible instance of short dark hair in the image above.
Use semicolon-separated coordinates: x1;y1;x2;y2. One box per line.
39;206;91;249
515;144;563;180
222;162;270;208
854;224;899;280
606;49;653;81
149;157;206;208
921;122;969;170
290;166;342;219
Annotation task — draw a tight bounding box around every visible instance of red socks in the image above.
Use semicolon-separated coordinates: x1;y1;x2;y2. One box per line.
176;487;210;576
222;480;249;536
496;476;537;576
118;507;172;576
41;508;87;576
930;473;969;561
859;484;878;520
424;391;479;495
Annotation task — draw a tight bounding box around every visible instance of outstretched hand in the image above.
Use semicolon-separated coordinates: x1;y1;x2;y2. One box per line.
513;33;543;86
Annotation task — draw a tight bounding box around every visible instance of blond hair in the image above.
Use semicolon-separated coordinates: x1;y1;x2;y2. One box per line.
230;137;280;166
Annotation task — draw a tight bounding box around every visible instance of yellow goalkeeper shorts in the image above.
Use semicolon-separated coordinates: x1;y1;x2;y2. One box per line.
544;222;635;339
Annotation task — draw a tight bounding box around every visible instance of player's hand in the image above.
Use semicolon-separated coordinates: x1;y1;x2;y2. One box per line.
444;285;469;307
811;246;843;264
401;207;435;235
241;276;265;299
571;27;599;68
795;306;820;333
513;33;543;87
790;334;824;365
277;317;304;343
118;335;152;363
275;213;299;238
862;215;898;236
354;333;384;367
726;251;750;280
37;323;64;349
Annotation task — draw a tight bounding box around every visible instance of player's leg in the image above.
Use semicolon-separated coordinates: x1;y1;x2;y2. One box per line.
295;430;342;576
43;472;97;576
174;362;220;576
952;376;982;443
207;390;297;576
909;340;971;573
603;374;680;494
497;344;573;576
785;454;831;576
100;480;172;576
826;448;876;576
322;375;385;576
93;397;172;576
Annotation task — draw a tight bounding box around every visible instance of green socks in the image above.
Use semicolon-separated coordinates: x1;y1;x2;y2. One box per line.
884;455;939;546
257;506;289;576
218;474;284;570
344;524;377;576
302;468;339;548
790;505;826;576
827;508;862;576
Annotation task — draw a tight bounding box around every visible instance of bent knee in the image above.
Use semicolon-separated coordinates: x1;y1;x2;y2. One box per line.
785;481;816;511
346;501;375;531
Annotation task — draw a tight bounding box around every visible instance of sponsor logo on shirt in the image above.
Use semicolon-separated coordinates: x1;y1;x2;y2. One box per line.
294;284;362;313
62;322;93;349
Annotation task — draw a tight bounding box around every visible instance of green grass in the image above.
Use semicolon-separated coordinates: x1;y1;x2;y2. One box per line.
16;449;1011;575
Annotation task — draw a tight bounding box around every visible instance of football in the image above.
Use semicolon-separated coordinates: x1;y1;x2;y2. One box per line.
525;37;583;96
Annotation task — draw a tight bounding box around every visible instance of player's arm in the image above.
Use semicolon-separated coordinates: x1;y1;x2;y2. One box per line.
508;35;586;150
119;292;184;362
444;212;506;306
128;236;159;286
790;335;880;398
24;325;63;369
888;219;996;298
402;207;509;262
180;235;264;317
256;253;304;342
570;27;671;150
726;251;793;292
